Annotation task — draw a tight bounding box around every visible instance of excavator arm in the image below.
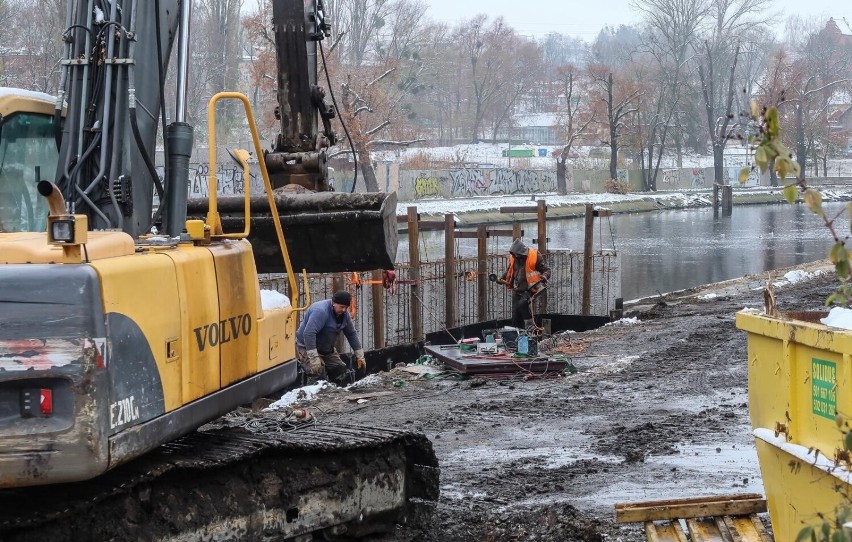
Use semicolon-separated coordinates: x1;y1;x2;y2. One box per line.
50;0;395;271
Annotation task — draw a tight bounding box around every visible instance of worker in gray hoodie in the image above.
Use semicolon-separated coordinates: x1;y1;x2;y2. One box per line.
495;239;551;328
296;290;365;385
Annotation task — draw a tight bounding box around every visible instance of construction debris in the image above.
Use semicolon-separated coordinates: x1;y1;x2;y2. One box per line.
615;494;771;542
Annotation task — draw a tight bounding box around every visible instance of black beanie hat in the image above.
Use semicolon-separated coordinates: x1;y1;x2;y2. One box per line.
332;290;352;306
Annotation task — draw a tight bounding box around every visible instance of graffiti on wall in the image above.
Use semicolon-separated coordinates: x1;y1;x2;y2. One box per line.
691;168;705;187
449;169;487;197
414;176;441;198
187;163;261;197
489;169;556;195
662;169;679;185
404;168;557;198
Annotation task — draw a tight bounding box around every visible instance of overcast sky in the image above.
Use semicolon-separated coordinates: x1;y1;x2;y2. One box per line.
422;0;850;40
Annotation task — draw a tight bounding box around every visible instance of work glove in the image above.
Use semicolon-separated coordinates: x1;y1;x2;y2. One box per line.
307;349;324;376
354;349;366;370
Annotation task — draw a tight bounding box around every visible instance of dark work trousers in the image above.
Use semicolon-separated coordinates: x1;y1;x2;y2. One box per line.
296;344;349;385
511;289;533;328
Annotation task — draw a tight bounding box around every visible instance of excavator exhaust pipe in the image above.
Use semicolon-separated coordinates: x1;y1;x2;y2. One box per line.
37;181;67;216
187;191;399;273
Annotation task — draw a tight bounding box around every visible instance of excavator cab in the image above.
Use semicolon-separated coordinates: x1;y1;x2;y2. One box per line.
0;90;57;233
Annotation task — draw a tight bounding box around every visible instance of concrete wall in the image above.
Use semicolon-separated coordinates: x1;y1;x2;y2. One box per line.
396;166;779;200
398;168;557;200
166;160;796;199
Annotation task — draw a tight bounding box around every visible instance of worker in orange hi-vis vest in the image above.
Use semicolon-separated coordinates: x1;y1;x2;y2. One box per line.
494;239;551;329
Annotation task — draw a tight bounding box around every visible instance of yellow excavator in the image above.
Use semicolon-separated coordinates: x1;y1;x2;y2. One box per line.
0;1;436;540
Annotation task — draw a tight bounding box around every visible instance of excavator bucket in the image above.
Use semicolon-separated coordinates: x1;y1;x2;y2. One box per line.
187;191;398;273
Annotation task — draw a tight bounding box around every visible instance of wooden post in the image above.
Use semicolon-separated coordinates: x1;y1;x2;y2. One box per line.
536;200;548;312
407;207;423;342
537;200;547;254
444;214;457;329
582;204;594;316
722;185;733;216
477;224;488;322
371;269;385;348
512;222;522;240
332;274;346;353
713;183;720;217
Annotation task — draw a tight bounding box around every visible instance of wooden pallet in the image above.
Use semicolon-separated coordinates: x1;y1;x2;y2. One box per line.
615;494;773;542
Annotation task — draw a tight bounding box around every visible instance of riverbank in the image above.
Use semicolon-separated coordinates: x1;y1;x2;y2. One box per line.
267;260;838;541
397;186;852;227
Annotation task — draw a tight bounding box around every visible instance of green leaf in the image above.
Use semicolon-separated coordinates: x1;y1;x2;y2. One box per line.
777;157;792;179
837;259;851;280
783;184;798;204
738;167;751;184
847;205;852;235
750;99;760;119
766;107;780;138
755;146;769;172
791;159;802;178
830;243;848;264
796;526;814;542
845;430;852;452
804;189;824;216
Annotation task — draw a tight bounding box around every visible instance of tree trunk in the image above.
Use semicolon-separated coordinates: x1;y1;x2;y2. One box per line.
795;103;807;176
357;147;379;192
713;143;725;186
556;159;568;195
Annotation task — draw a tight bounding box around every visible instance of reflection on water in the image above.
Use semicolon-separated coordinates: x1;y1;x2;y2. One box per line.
398;202;846;300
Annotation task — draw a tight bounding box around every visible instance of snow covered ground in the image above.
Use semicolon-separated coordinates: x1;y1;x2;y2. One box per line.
374;141;852;173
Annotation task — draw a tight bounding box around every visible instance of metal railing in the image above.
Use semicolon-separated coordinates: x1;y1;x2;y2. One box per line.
259;249;620;351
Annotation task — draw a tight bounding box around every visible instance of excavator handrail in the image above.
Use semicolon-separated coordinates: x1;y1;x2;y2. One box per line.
204;91;307;311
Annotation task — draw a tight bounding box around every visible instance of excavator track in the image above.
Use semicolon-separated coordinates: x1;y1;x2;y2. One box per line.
0;418;439;541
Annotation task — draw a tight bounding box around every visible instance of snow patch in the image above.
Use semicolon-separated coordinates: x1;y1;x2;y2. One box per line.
346;374;384;390
754;428;852;485
267;381;331;410
776;269;825;287
820;307;852;331
698;293;719;300
606;317;641;326
260;289;291;310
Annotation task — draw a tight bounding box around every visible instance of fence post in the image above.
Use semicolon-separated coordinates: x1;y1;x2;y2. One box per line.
444;214;457;329
582;203;594;315
371;270;385;348
407;207;423;342
477;224;488;322
537;200;548;312
512;222;522;240
332;274;346;353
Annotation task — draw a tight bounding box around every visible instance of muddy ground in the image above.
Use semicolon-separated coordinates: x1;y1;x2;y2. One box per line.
285;262;836;541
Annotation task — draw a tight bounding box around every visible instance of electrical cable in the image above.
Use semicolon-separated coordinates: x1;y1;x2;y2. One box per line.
318;40;358;194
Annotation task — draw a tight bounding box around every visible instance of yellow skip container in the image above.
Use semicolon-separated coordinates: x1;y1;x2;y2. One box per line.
736;309;852;540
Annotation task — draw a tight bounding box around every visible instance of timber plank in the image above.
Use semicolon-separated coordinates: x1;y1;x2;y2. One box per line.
615;494;766;523
686;517;727;541
645;520;688;542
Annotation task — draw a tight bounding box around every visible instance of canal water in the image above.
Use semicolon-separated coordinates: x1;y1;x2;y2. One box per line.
399;202;847;301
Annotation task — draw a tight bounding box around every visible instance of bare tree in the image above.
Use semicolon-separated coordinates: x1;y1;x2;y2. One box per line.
696;0;773;185
591;67;640;181
459;16;515;142
698;42;740;186
333;0;392;67
554;65;596;194
1;0;64;92
196;0;245;142
632;0;710;190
